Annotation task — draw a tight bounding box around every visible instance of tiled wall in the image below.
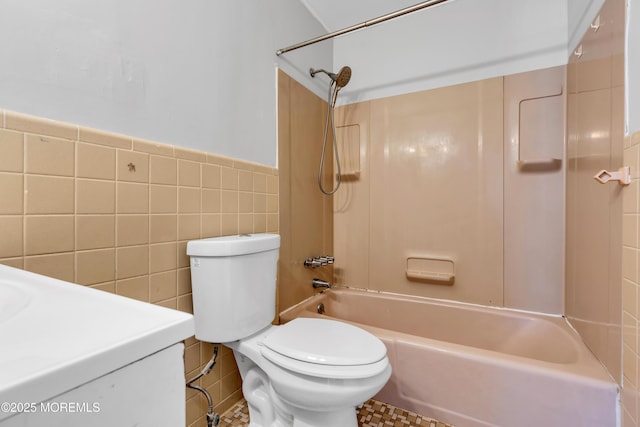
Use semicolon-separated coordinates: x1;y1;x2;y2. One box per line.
0;109;279;426
565;0;624;392
623;131;640;426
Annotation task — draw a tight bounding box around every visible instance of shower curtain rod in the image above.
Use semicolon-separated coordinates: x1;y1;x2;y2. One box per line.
275;0;450;56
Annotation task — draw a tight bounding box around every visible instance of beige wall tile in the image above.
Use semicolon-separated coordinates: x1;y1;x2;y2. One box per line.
150;242;177;273
625;215;639;248
202;164;221;189
178;187;201;213
116;245;149;279
76;249;115;285
177;242;189;269
0;216;23;258
238;214;253;234
150;214;177;243
79;127;132;149
0;258;23;269
5;111;77;140
24;253;74;282
202;189;220;213
155;298;177;309
25;134;74;176
175;147;206;162
117;150;149;183
220;167;238;190
91;282;116;294
626;181;640;214
150;185;177;214
177;267;191;295
77;142;116;180
24;216;74;255
206;153;234;167
178;160;200;187
624;312;638;353
178;214;200;241
253;194;267;213
150;155;177;185
0;129;23;172
177;294;193;314
254;214;267;233
233;160;255;172
76;215;115;250
625;247;639;283
76;179;115;214
267;195;278;213
202;214;220;238
117;215;149;246
238;170;253;191
238;192;253;213
150;270;177;303
0;173;23;214
266;213;279;233
253;173;267;193
266;175;279;194
220;213;238;236
624;279;638;316
133;138;174;157
625;344;638;388
26;175;74;214
117;182;148;214
116;276;149;302
184;342;200;373
221;191;238;213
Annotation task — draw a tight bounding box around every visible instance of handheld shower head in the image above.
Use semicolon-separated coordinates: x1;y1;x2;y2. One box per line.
334;66;351;88
310;66;352;88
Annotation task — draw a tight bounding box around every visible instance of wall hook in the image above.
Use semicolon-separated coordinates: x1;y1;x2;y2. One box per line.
591;15;600;32
127;162;136;172
574;44;583;58
593;166;631;185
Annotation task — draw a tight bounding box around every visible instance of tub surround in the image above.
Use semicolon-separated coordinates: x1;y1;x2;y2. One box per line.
277;70;333;314
0;109;279;426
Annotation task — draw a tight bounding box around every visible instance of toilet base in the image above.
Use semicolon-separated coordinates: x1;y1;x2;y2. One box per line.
235;351;360;427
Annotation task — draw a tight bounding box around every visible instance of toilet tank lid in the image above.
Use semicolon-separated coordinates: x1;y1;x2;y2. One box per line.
187;233;280;257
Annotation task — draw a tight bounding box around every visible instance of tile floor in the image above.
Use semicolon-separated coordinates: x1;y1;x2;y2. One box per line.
218;398;454;427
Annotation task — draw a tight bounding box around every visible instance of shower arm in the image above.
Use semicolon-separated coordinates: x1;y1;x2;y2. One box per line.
275;0;450;56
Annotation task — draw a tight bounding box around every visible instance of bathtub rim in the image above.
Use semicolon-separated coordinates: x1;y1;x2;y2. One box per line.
279;287;618;389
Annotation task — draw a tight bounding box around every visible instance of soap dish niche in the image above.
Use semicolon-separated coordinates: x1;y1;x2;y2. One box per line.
406;257;455;285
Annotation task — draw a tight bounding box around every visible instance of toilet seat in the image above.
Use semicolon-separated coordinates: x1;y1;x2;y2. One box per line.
260;318;388;379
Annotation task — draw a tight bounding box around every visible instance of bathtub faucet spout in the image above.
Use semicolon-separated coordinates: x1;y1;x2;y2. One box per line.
312;278;331;289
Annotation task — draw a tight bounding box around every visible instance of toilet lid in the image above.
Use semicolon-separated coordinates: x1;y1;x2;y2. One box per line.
262;318;387;366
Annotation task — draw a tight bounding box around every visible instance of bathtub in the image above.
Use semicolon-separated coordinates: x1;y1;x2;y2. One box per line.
279;288;618;427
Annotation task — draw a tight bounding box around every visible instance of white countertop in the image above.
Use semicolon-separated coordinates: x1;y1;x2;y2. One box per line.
0;265;194;420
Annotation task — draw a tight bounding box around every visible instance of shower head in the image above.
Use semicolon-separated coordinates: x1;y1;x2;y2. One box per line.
310;66;352;88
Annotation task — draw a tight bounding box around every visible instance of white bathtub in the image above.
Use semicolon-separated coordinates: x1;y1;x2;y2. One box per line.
280;288;619;427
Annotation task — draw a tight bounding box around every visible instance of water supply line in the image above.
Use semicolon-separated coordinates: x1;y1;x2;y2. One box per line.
186;345;220;427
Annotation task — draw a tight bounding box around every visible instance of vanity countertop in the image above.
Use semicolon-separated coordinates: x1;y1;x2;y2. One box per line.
0;265;194;420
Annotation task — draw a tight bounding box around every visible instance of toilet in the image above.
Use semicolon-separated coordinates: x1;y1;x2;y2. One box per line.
187;233;391;427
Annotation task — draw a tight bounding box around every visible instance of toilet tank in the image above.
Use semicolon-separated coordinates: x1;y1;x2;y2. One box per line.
186;234;280;343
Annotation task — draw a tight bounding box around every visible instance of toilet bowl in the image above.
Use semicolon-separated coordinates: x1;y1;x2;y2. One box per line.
187;234;391;427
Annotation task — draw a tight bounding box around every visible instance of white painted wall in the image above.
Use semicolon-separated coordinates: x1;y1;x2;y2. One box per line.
332;0;569;104
0;0;330;167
